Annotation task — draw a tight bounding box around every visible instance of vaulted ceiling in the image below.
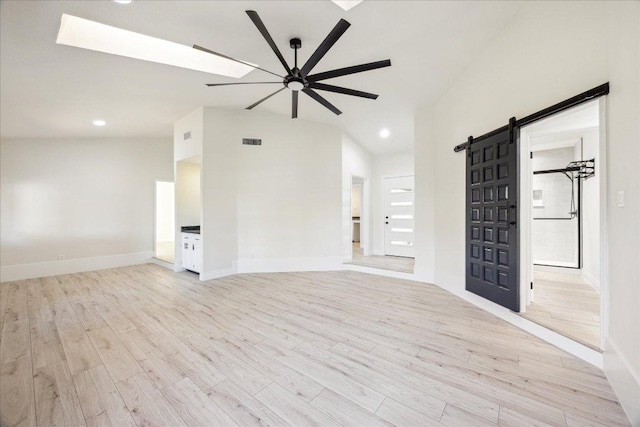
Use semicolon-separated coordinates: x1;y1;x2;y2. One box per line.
0;1;522;155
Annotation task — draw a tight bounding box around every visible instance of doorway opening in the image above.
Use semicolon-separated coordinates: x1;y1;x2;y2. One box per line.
519;99;603;350
155;180;175;264
346;174;415;274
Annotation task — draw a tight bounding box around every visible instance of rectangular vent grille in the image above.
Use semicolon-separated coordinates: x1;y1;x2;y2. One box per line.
242;138;262;146
183;131;191;140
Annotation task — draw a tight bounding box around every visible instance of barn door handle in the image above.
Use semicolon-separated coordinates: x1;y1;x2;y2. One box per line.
509;205;517;226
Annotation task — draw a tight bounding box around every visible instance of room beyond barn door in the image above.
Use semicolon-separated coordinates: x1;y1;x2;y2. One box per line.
466;119;519;311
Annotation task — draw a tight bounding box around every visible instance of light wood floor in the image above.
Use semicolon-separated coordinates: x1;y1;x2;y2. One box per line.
0;264;629;426
345;243;414;273
155;241;175;264
522;272;600;350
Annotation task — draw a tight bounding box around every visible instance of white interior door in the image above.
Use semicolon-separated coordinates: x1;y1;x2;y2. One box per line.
384;175;415;257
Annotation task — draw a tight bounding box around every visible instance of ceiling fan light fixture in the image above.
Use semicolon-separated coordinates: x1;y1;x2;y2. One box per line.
287;80;304;91
56;14;255;78
379;128;390;138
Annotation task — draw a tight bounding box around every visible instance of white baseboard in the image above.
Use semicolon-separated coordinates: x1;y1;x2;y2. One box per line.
0;251;155;283
372;248;384;256
344;263;416;281
582;269;601;291
604;338;640;426
149;257;174;270
200;262;237;281
534;264;582;275
433;271;603;368
236;256;344;274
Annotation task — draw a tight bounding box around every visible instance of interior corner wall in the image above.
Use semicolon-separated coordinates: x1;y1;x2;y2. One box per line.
201;108;342;276
413;1;638;422
342;135;373;259
414;112;435;282
371;152;414;256
0;137;173;281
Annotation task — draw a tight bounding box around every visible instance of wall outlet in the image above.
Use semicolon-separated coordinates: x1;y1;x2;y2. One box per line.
58;255;65;261
617;190;625;207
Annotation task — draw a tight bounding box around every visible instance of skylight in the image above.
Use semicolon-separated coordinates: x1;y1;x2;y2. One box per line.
331;1;364;12
56;14;255;78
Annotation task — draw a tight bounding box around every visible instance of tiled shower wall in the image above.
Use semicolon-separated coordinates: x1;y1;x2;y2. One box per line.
532;147;579;267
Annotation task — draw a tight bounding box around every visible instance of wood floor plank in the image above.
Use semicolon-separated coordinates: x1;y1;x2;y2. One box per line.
72;365;136;427
51;299;102;375
166;348;227;393
440;403;498;427
0;265;630;427
255;338;386;413
255;382;340;427
332;342;500;422
297;341;447;419
0;281;30;364
310;388;392;427
87;326;142;382
0;356;36;427
375;397;442;426
220;335;325;402
116;373;187;427
208;379;291;427
161;377;239;426
498;406;555;427
33;361;86;427
139;354;185;389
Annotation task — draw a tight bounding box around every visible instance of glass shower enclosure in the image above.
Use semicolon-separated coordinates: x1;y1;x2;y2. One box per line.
531;167;581;268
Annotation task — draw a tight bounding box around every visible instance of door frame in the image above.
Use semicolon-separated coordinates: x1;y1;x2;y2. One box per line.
518;98;608;349
153;179;175;260
350;174;370;257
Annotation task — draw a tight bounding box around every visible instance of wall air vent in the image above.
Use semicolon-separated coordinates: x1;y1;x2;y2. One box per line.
242;138;262;146
183;131;191;140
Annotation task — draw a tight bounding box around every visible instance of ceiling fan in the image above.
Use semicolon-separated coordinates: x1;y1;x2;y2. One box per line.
194;10;391;118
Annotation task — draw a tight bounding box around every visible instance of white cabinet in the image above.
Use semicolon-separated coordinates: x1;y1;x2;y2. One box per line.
181;232;202;273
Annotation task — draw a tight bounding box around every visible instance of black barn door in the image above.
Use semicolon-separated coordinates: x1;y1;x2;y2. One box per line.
466;121;519;311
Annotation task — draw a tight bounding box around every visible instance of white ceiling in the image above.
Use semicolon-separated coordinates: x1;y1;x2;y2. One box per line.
0;1;522;155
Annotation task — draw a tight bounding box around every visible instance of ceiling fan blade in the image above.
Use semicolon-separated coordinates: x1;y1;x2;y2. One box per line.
299;19;350;78
307;59;391;82
193;44;283;78
292;91;299;119
302;88;342;115
309;82;378;99
246;10;291;75
206;82;281;87
246;87;286;110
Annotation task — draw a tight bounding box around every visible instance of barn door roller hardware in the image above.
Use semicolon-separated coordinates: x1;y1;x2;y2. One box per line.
453;83;609;153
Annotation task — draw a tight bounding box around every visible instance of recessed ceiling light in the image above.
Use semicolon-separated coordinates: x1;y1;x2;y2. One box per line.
331;0;364;11
92;120;106;126
379;128;390;138
56;14;255;78
112;0;132;4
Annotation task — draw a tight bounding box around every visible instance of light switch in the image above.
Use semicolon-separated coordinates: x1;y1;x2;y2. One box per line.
617;191;625;207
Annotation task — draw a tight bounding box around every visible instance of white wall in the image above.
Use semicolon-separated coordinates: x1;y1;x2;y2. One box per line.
200;108;343;276
342;136;373;258
0;137;173;281
175;161;200;229
580;128;600;288
371;152;414;255
155;181;175;243
414;1;638;422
